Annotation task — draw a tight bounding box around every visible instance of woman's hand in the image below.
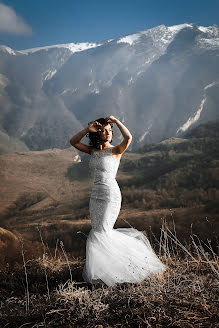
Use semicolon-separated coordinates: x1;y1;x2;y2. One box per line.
105;115;119;124
88;120;102;132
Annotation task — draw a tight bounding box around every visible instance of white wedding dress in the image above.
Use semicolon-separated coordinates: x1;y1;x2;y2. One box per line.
82;146;166;286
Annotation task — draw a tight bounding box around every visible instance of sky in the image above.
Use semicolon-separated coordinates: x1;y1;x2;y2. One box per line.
0;0;219;50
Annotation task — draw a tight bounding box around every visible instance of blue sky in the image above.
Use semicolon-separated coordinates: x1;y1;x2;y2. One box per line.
0;0;219;50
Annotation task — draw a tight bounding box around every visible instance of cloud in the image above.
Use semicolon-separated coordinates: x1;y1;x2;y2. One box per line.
0;3;32;35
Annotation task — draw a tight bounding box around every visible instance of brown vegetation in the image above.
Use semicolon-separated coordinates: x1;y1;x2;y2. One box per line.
0;147;81;222
0;227;21;270
0;220;218;327
0;227;49;271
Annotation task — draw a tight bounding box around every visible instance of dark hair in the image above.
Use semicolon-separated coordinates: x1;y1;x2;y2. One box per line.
86;117;114;149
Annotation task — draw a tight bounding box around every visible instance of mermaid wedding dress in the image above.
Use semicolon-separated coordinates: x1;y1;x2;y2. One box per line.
82;146;166;286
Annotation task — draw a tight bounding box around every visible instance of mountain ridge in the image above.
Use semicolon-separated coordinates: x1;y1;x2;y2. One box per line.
0;23;219;153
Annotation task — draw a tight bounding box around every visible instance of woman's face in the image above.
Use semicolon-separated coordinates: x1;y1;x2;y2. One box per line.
99;124;113;142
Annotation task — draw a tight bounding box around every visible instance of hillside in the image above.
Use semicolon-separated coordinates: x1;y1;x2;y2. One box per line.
0;147;82;222
0;121;218;256
123;120;219;210
0;129;29;154
0;221;218;327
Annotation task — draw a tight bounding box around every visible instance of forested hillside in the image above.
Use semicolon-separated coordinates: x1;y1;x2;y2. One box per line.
118;120;219;212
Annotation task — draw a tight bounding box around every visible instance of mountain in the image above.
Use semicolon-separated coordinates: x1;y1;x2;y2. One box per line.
0;23;219;152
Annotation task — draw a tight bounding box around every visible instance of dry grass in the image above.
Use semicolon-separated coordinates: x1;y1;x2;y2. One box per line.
0;220;218;328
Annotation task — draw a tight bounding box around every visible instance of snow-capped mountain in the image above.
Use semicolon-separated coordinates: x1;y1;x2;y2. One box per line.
0;23;219;152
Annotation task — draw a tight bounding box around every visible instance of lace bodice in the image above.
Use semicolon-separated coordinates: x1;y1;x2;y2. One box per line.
89;146;122;231
89;147;120;182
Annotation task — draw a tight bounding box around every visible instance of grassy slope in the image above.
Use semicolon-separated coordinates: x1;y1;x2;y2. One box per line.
118;120;219;212
0;129;29;154
0;121;218;256
0;221;218;328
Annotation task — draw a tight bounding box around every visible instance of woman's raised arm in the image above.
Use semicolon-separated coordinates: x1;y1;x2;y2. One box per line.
69;126;92;154
69;121;102;154
105;116;132;155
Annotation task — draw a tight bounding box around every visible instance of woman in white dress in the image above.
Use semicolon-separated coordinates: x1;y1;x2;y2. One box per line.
69;115;166;286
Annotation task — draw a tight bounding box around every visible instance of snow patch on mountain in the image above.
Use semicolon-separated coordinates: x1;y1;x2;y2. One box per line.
117;33;142;45
199;38;219;48
60;89;70;95
198;26;210;33
204;81;219;90
0;45;16;55
117;24;193;48
128;77;134;85
0;74;9;88
176;97;206;134
89;88;100;94
43;70;57;81
19;42;102;54
139;130;150;142
60;88;78;95
197;25;219;48
198;25;219;36
164;24;193;40
139;123;153;142
176;79;219;134
156;24;193;46
168;23;193;33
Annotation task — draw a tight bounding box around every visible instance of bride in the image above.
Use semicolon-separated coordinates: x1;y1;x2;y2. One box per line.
69;115;166;286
